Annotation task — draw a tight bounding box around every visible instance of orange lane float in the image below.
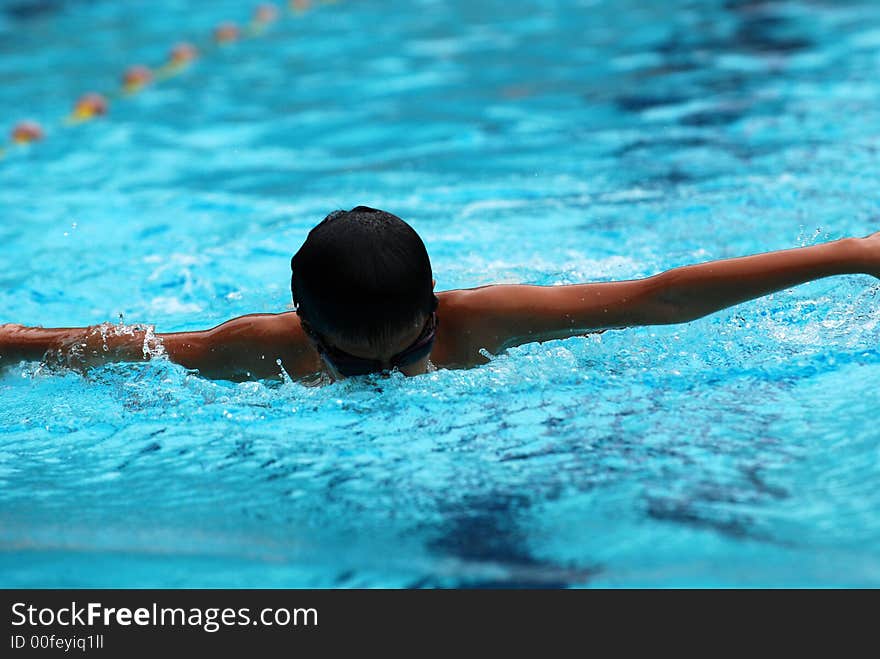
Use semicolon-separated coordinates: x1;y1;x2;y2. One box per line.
70;93;109;122
254;4;280;24
2;0;334;159
156;43;198;80
169;42;198;67
214;22;241;43
123;65;153;93
11;121;44;144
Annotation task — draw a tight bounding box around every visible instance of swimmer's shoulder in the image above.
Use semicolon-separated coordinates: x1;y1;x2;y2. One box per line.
435;285;559;367
239;311;318;377
193;311;318;380
433;288;498;369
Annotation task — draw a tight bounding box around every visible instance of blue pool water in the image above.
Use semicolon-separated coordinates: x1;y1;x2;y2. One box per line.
1;0;879;587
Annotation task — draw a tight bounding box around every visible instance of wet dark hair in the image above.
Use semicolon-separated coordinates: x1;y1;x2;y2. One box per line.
290;206;437;348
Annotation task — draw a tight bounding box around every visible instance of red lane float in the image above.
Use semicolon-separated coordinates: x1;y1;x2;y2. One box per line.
214;22;241;43
3;0;329;156
169;42;198;67
11;121;44;144
71;93;108;121
254;4;279;24
123;65;153;93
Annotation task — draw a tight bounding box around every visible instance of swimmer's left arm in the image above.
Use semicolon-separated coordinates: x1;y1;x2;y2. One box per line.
453;233;878;356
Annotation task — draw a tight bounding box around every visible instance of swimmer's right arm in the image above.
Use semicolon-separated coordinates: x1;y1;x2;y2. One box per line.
0;323;171;372
0;324;76;365
0;323;168;371
0;313;311;380
158;313;311;380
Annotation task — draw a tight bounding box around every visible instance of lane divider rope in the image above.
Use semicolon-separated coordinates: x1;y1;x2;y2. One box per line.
0;0;335;161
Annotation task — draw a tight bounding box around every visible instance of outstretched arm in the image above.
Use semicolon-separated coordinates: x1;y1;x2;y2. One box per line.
0;313;312;381
451;233;879;355
0;325;90;367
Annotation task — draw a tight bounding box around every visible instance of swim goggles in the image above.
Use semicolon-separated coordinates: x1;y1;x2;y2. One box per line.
300;312;439;377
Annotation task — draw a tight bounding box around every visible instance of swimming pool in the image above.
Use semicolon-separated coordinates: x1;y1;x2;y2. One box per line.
1;0;879;587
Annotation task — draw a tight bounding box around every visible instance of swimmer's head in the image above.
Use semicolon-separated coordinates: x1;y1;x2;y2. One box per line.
290;207;437;375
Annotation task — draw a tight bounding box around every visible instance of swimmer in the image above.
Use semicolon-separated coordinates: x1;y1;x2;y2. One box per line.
1;207;878;382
